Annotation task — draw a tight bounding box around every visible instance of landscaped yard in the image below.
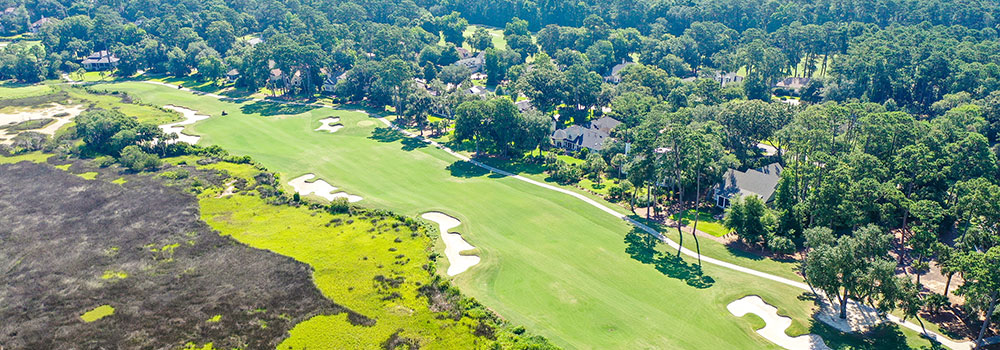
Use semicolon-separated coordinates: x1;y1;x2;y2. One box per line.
672;209;731;237
92;81;944;350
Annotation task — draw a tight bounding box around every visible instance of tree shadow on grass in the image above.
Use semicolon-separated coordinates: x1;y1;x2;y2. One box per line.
807;319;943;350
447;161;490;178
240;100;318;116
624;228;715;289
368;127;428;151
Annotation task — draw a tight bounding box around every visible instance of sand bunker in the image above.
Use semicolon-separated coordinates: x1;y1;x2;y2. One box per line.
728;295;830;350
315;117;343;133
159;105;211;144
0;104;86;144
288;174;362;202
421;212;480;276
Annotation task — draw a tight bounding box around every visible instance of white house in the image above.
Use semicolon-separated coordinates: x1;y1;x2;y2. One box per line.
81;51;119;71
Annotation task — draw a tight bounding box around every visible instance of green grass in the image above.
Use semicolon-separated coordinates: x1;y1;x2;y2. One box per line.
96;81;945;350
460;25;508;51
207;314;222;323
0;151;52;164
111;177;127;185
672;209;731;237
201;195;483;349
101;270;128;280
80;304;115;322
77;171;98;180
65;87;181;125
0;84;54;99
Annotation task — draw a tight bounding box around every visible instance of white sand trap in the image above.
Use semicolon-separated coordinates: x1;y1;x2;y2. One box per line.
0;104;86;144
288;174;362;202
728;295;830;350
159;105;211;144
421;212;480;276
316;117;344;133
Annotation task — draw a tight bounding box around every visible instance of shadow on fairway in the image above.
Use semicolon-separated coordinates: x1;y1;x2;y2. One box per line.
447;160;490;178
369;127;428;151
808;319;936;350
624;228;715;289
240;100;318;116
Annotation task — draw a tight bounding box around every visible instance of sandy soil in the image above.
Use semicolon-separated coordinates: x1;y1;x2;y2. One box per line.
0;104;86;144
287;174;362;202
728;295;830;350
420;212;480;276
159;105;211;144
315;117;343;133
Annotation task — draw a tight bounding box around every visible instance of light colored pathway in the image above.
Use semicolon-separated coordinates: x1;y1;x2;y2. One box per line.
421;212;480;276
129;80;980;350
728;295;830;350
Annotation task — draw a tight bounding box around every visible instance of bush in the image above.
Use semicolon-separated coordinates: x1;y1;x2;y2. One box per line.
328;198;352;214
118;145;161;172
549;161;582;184
94;156;115;168
10;132;49;152
924;293;948;314
159;169;190;180
767;234;796;255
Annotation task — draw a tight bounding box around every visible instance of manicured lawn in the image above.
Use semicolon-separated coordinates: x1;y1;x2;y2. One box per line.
0;84;54;99
462;25;508;50
672;209;731;237
95;81;942;350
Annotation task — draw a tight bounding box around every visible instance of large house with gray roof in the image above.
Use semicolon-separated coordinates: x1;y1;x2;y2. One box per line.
550;116;621;151
713;162;783;208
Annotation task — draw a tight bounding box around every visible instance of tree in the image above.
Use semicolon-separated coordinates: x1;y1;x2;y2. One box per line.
469;28;493;52
438;64;472;86
957;247;1000;348
723;195;773;246
610;153;628;179
804;224;898;319
584;153;607;183
198;55;227;84
119;145;161;172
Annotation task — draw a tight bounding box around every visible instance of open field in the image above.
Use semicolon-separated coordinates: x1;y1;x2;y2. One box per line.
90;81;948;349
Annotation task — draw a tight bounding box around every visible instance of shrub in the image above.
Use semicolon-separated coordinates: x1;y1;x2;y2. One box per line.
159;169;190;180
118;145;161;172
94;156;115;168
767;234;796;255
328;198;352;214
924;293;948;314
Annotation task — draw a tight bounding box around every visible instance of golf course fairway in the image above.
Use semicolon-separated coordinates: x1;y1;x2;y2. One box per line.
94;82;927;349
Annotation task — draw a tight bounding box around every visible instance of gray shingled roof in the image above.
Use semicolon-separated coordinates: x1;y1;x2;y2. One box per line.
715;162;783;202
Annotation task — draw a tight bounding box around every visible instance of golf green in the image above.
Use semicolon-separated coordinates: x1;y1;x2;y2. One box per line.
94;82;920;349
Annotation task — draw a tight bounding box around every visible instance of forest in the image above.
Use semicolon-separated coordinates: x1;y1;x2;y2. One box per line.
1;0;999;347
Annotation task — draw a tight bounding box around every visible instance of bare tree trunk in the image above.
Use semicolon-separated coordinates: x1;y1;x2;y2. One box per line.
976;291;999;349
944;272;954;297
691;174;703;265
840;289;850;319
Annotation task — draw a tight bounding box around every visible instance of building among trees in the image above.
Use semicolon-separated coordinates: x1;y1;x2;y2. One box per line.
550;116;620;151
81;51;119;71
713;162;782;208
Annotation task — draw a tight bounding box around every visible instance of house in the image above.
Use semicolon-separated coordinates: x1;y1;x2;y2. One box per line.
29;17;54;33
81;51;119;71
715;72;744;87
470;72;487;81
712;162;783;208
455;47;474;59
225;69;240;82
322;71;346;93
454;51;485;73
246;37;263;46
515;99;534;113
774;77;811;94
604;60;636;84
467;85;488;96
550;116;621;151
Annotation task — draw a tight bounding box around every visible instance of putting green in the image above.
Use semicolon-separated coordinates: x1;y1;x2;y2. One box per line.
94;82;932;349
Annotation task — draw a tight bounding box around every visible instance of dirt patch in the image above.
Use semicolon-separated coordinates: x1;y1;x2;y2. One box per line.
0;162;338;349
0;104;85;145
